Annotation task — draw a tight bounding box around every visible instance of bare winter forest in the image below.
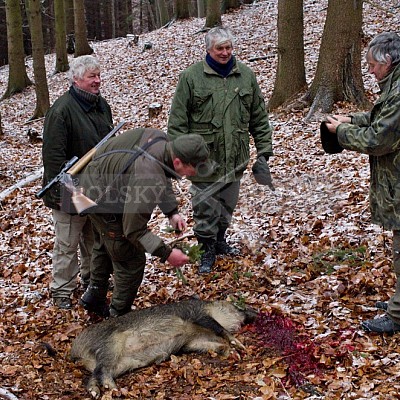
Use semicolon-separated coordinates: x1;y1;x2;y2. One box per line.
1;1;400;399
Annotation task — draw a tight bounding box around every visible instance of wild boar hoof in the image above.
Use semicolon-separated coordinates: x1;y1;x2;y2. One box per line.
89;386;101;399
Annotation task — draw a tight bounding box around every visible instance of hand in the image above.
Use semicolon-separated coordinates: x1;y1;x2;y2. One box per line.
168;213;187;235
325;115;351;133
252;156;275;190
332;114;351;124
167;248;189;266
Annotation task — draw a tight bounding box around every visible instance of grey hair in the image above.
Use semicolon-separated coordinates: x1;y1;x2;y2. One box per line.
67;55;101;84
205;27;235;50
367;32;400;66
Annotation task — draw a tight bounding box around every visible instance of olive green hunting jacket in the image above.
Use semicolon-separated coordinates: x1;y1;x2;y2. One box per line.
167;58;273;183
80;128;179;260
337;63;400;230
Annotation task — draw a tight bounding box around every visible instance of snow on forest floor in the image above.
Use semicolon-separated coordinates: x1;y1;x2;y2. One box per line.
1;1;400;399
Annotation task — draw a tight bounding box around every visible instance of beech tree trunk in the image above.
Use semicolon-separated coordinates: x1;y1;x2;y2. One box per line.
269;0;307;110
3;0;32;99
197;0;206;18
175;0;189;19
156;0;169;27
205;0;221;28
54;0;69;73
303;0;369;118
64;0;74;35
73;0;93;56
25;0;50;119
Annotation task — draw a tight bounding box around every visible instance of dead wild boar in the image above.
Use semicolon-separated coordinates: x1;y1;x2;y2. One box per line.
70;298;257;398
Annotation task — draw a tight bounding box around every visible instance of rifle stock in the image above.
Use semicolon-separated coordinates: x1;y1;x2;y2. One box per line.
67;147;97;175
35;120;126;199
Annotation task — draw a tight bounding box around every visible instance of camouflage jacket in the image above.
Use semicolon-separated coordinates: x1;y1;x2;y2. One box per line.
167;57;273;183
337;63;400;230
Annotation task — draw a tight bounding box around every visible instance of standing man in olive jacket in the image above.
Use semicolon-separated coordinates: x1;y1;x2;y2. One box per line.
167;27;274;274
41;55;113;309
325;32;400;333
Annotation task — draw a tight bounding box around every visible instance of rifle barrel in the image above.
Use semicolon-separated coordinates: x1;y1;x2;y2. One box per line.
35;121;126;199
35;156;79;199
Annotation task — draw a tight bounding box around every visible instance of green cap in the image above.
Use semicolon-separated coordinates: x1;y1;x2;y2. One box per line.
171;134;209;165
171;134;214;177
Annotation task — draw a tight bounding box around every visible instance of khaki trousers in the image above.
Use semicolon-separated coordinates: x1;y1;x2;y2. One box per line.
50;209;93;297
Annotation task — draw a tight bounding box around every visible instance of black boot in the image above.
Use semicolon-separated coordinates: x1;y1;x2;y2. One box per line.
216;230;240;256
197;238;216;274
109;305;131;318
80;285;110;318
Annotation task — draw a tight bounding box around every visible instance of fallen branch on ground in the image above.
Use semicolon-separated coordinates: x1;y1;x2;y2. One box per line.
0;387;19;400
0;167;43;202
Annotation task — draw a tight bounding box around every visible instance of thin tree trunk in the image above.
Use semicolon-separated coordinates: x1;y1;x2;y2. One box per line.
3;0;32;99
269;0;307;110
54;0;69;73
156;0;169;27
64;0;74;34
146;0;157;31
111;0;116;38
0;5;8;66
73;0;93;56
175;0;189;19
103;0;113;39
25;0;50;119
205;0;221;28
197;0;205;18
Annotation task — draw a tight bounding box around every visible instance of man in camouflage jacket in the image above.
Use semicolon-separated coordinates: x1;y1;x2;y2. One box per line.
168;27;274;274
326;32;400;333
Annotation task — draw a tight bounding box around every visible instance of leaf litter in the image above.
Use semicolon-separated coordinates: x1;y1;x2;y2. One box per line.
1;0;400;399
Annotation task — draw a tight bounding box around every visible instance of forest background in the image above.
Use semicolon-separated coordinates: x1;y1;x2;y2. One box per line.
1;0;400;399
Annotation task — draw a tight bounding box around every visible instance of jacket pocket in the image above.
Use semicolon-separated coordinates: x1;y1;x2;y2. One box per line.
234;130;250;172
191;89;214;123
239;89;252;124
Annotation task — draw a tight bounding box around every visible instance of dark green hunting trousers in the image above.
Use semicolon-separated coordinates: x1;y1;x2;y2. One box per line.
89;213;146;314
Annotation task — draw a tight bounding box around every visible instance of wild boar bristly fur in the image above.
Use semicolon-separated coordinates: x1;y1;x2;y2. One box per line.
70;299;257;398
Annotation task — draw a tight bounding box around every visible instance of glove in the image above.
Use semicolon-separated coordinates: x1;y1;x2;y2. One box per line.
252;155;275;190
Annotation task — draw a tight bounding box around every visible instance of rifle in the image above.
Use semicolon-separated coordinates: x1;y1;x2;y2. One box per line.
35;120;126;199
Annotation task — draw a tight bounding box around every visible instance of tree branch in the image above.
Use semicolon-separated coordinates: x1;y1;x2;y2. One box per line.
0;168;43;202
167;233;196;247
0;388;19;400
